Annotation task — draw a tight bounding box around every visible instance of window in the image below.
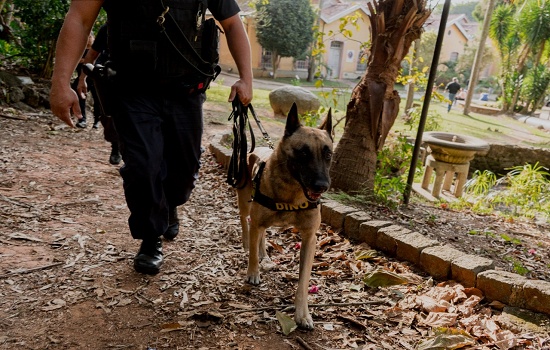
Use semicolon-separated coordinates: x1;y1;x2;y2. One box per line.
450;52;459;62
295;58;309;70
261;49;272;69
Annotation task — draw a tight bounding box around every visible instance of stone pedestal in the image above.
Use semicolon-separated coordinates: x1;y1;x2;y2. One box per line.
421;155;470;198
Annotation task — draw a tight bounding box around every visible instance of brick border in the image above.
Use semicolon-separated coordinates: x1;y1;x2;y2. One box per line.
208;134;550;317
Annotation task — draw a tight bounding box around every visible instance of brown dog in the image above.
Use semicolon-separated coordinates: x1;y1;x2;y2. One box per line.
236;102;333;329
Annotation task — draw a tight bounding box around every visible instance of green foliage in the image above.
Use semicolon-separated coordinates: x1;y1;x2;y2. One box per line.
0;39;20;57
521;64;550;111
373;133;419;207
299;111;320;128
455;40;495;83
403;107;442;132
10;0;70;76
504;256;530;276
518;0;550;49
254;0;315;61
464;170;497;196
315;87;351;114
415;31;437;74
462;162;550;222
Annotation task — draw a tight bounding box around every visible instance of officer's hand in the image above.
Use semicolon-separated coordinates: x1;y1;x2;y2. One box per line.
228;79;253;106
50;84;81;128
77;77;88;100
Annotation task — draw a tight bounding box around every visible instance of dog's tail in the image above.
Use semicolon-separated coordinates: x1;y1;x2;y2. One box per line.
226;99;254;189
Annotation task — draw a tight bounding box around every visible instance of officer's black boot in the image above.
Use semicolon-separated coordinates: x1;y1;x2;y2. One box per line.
163;207;180;240
76;118;87;128
109;142;122;165
133;237;163;275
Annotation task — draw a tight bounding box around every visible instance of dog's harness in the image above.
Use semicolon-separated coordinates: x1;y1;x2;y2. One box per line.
251;162;319;211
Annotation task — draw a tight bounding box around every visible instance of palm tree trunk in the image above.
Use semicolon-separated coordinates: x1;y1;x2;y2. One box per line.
330;0;430;194
508;44;531;114
463;0;496;115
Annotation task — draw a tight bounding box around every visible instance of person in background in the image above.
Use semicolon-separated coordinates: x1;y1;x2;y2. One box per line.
77;24;121;165
445;77;461;112
71;33;97;129
50;0;253;275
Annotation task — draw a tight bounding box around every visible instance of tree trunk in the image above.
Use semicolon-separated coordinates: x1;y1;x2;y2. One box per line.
508;44;531;114
463;0;496;115
330;0;430;194
404;39;420;113
41;40;56;78
307;57;315;82
271;52;281;79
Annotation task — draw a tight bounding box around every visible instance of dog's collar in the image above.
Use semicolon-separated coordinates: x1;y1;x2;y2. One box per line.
251;162;319;211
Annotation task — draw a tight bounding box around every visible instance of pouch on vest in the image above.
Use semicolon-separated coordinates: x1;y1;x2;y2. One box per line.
129;40;157;73
201;18;220;68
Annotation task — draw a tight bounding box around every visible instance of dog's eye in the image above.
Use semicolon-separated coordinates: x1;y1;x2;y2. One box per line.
323;147;332;160
296;147;310;159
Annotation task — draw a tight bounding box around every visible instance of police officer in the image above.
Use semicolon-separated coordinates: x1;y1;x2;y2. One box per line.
50;0;253;275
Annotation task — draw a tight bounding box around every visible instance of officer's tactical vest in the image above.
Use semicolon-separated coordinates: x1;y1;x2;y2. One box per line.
104;0;218;81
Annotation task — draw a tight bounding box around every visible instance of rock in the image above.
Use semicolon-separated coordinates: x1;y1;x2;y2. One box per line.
0;71;23;88
8;86;25;103
23;85;41;108
269;86;320;117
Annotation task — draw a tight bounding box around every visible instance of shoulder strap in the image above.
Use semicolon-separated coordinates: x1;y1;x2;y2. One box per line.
157;0;219;78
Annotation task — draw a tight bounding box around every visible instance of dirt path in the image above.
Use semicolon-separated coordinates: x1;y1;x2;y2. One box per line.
0;104;549;349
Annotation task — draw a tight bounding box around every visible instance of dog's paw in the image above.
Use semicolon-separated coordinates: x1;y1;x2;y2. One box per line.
295;314;314;330
246;271;261;285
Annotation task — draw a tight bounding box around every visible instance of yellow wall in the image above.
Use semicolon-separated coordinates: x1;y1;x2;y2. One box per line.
215;9;371;80
439;25;468;63
319;11;371;80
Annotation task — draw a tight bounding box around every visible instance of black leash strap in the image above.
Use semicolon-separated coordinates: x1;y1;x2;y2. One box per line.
226;98;255;189
248;104;274;149
226;98;274;188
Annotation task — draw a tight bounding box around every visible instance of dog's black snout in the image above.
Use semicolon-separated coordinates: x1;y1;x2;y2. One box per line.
312;180;329;193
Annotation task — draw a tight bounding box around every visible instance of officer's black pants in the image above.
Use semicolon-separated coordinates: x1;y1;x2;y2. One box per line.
112;87;204;241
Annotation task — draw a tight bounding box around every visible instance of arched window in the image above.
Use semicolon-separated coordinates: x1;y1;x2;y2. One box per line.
450;52;459;62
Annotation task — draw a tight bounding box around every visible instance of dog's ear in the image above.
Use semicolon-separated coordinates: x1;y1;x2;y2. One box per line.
284;102;301;137
319;107;333;141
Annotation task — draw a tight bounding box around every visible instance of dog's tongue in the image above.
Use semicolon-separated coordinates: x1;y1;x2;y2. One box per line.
307;191;322;201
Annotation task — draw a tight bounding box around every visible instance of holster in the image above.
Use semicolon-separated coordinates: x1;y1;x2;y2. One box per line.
82;63;117;117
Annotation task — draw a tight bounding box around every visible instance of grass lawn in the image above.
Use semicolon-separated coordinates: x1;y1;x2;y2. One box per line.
205;82;550;149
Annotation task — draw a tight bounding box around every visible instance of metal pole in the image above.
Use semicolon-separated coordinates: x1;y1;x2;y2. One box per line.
403;0;452;205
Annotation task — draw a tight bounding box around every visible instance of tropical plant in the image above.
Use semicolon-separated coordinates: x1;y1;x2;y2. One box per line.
521;64;550;113
464;170;497;196
462;163;550;222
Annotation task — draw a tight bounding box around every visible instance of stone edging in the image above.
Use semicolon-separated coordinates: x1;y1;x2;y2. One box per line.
208;133;550;317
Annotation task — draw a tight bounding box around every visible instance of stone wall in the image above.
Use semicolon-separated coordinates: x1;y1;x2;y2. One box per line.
470;143;550;176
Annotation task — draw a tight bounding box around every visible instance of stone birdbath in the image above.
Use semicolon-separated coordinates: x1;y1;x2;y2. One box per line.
419;132;490;199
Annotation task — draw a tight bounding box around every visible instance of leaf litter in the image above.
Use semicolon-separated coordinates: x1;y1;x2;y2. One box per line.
0;108;549;349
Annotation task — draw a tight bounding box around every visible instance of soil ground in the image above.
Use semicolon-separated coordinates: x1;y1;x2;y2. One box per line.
0;95;550;349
